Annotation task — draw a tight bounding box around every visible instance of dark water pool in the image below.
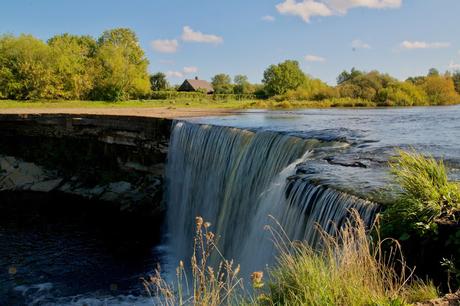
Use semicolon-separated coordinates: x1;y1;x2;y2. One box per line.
0;192;164;305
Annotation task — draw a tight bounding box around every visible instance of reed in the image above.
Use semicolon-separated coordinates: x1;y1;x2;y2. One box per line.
143;217;244;306
145;211;438;305
260;211;438;305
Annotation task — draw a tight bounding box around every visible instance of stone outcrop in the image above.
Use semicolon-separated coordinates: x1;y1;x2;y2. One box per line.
415;291;460;306
0;114;171;217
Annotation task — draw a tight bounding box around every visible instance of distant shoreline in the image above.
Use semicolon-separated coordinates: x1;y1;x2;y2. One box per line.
1;99;460;114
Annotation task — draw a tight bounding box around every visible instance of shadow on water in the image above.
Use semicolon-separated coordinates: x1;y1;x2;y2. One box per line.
0;191;164;305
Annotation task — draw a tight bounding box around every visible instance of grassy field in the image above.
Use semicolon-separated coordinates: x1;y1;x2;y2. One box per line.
3;98;459;110
0;98;377;110
0;99;257;109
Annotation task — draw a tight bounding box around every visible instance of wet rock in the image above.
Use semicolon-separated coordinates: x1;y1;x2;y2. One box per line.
30;178;63;192
415;290;460;306
0;155;164;216
324;156;369;168
0;114;171;217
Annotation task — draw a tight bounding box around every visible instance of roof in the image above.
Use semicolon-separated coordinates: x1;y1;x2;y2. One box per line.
185;79;214;92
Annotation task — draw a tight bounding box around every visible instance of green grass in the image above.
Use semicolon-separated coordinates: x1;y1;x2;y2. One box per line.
0;97;437;110
0;99;254;109
146;213;438;306
259;212;438;306
381;150;460;239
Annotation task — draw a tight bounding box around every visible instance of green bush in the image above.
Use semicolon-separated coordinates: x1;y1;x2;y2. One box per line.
380;150;460;291
421;76;460;105
376;82;428;106
260;212;437;306
381;150;460;239
151;90;206;100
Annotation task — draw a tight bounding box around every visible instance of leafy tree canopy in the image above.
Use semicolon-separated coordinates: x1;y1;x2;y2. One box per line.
212;73;233;94
150;72;169;91
233;75;252;94
263;60;307;96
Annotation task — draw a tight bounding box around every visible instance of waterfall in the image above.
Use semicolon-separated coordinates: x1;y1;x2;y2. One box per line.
165;121;379;272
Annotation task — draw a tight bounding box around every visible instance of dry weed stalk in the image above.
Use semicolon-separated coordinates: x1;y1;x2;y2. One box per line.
143;216;244;306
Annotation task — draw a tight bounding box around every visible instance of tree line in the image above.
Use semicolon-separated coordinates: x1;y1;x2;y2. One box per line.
150;61;460;106
0;28;150;101
1;29;460;105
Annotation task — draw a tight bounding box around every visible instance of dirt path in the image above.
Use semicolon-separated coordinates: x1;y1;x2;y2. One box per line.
0;107;243;119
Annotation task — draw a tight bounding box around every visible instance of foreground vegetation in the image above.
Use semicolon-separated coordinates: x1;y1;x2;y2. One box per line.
381;150;460;291
144;150;460;305
1;29;460;107
146;214;438;305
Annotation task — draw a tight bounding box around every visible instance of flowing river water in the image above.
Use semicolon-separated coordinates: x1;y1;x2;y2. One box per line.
2;106;460;305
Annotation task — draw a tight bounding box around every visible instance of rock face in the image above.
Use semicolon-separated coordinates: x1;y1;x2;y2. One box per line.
415;290;460;306
0;114;171;217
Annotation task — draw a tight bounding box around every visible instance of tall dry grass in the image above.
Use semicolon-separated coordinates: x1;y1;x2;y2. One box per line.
145;212;438;305
143;217;244;306
256;211;438;305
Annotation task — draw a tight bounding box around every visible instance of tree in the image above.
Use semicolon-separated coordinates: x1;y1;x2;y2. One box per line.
233;75;252;94
92;28;150;101
406;76;426;86
262;60;306;96
0;34;59;100
427;68;440;77
48;33;97;100
150;72;169;91
421;75;460;105
376;81;428;106
211;74;233;94
337;70;396;101
336;68;363;85
452;71;460;95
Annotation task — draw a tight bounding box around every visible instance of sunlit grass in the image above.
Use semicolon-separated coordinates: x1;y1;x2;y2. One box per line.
260;212;438;306
0;97;424;110
146;213;438;305
0;99;254;109
381;149;460;239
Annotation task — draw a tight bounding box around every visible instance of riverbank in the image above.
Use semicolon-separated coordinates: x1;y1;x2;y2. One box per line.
0;106;242;118
2;98;460;112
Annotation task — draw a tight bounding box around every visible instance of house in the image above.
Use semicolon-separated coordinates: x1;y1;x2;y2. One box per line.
178;77;214;94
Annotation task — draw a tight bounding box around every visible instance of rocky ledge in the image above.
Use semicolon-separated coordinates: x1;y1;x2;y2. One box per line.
0;114;172;216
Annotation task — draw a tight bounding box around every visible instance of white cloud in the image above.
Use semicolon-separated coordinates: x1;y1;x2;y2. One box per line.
448;61;460;70
304;54;326;62
328;0;401;14
262;15;276;22
276;0;332;22
182;26;223;44
183;66;198;74
400;40;451;50
166;71;184;78
276;0;401;22
166;67;199;79
151;39;178;53
352;39;371;49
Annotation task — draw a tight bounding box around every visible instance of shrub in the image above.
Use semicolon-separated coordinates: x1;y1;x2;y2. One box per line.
376;82;428;106
421;76;460;105
379;150;460;291
151;91;206;100
381;150;460;239
146;213;439;305
328;97;376;107
260;211;438;306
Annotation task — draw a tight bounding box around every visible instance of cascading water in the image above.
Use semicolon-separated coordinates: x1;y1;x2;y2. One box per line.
166;121;379;273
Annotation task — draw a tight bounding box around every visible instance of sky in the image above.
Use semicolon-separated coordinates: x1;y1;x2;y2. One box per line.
1;0;460;85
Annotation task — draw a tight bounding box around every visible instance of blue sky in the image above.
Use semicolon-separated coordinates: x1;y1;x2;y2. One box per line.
1;0;459;84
